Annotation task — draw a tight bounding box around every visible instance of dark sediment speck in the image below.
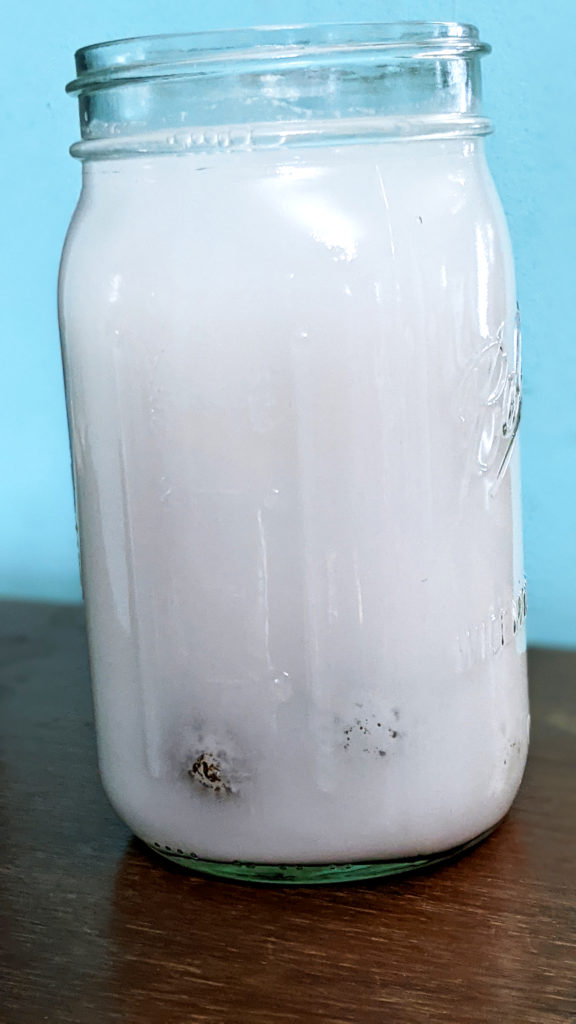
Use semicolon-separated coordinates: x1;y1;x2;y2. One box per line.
188;751;233;794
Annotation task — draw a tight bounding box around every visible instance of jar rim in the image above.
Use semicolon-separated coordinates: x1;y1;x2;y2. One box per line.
67;21;490;95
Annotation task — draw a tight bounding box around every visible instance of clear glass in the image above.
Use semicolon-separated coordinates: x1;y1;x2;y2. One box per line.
59;23;529;883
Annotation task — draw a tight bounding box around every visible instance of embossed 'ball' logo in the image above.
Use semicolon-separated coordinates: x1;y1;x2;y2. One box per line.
459;310;522;495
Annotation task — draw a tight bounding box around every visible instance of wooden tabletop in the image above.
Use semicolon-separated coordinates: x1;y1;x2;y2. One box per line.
0;601;575;1024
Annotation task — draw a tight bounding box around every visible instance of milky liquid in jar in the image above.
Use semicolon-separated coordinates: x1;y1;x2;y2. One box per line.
59;24;529;881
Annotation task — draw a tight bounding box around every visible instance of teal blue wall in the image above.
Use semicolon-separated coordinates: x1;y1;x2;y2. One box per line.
2;1;575;645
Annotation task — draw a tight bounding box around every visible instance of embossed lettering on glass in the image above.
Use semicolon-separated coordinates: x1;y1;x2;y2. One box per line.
59;23;529;883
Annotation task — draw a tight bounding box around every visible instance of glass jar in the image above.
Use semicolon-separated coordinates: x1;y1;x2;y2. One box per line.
59;22;529;883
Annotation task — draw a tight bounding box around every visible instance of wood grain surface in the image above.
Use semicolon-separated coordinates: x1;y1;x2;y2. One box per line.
0;602;574;1024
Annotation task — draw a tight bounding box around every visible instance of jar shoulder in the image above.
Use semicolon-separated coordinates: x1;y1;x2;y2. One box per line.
60;142;515;318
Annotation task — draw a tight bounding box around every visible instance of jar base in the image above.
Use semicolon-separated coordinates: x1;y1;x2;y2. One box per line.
144;823;498;884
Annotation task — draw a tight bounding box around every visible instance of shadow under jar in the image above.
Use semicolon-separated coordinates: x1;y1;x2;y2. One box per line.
59;22;529;883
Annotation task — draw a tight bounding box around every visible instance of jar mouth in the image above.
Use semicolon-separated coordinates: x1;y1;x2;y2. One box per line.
67;21;489;94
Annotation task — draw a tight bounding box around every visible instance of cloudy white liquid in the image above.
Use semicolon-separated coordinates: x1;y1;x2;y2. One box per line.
59;136;529;863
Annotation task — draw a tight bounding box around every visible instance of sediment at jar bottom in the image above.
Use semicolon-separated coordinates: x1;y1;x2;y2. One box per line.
97;686;528;867
141;822;502;884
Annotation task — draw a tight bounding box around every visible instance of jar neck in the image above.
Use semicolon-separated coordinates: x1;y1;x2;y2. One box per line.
67;22;492;160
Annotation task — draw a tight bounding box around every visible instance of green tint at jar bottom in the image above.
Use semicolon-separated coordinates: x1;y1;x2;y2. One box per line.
145;823;499;884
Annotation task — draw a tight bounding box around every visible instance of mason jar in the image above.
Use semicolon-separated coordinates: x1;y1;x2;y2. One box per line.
59;22;529;883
